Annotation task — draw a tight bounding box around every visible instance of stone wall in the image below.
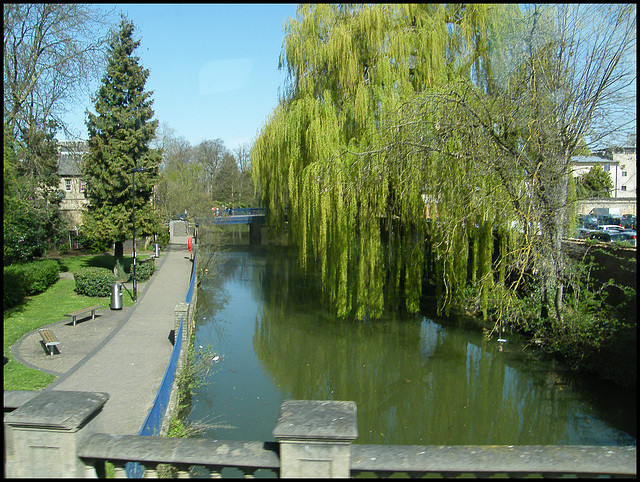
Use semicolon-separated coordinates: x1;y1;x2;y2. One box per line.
577;198;637;216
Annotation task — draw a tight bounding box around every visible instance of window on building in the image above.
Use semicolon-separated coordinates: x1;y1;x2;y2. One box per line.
603;163;610;172
621;186;627;192
80;180;84;192
622;171;627;177
65;179;71;191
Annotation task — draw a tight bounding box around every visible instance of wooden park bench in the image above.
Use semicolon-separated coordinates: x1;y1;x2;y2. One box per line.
39;329;60;356
65;305;102;326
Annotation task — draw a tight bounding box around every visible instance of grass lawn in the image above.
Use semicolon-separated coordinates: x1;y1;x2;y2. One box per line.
3;253;149;391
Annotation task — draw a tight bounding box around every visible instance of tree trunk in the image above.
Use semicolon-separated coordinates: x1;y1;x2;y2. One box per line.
540;276;549;319
114;241;124;276
551;169;569;325
554;284;564;325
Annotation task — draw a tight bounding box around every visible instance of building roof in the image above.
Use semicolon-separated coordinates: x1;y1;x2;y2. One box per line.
57;140;88;176
570;155;618;165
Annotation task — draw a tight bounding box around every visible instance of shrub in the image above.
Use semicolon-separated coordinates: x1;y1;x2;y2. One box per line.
4;267;26;310
4;259;60;310
114;259;127;282
74;267;115;297
129;258;156;283
22;259;60;295
156;231;170;249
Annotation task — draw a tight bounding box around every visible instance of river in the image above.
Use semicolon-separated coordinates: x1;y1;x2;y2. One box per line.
188;246;635;449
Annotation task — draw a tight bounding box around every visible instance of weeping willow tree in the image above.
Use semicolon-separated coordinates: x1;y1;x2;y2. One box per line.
253;4;517;320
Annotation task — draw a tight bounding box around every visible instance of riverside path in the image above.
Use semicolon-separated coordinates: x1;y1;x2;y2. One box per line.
13;236;194;435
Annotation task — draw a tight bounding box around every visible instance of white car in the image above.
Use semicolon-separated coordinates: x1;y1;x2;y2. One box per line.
596;225;624;232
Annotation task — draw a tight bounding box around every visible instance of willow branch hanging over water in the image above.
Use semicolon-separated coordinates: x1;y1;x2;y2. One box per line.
252;4;521;320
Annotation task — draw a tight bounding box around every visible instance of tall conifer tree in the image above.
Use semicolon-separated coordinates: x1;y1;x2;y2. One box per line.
82;16;161;265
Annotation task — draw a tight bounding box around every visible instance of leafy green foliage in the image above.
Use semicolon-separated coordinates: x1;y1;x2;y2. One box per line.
576;165;614;199
255;4;634;330
129;258;156;282
73;267;116;297
82;16;162;249
3;260;61;310
153;132;256;221
4;125;67;266
3;267;25;310
477;253;635;386
21;260;60;295
3;199;50;265
253;4;510;319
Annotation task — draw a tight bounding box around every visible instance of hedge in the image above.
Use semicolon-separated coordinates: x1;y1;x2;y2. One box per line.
4;259;61;310
74;267;116;298
129;258;156;283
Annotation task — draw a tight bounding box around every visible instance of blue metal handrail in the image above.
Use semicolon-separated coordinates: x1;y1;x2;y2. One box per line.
127;246;198;477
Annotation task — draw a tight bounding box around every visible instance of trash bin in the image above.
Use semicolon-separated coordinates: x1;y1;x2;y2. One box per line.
154;243;160;258
110;283;123;310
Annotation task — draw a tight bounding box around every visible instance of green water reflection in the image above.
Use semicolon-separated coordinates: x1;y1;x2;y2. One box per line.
189;247;635;447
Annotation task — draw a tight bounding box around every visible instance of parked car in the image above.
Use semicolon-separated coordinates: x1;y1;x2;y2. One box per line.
620;229;636;243
577;227;598;239
596;224;624;232
579;214;597;226
589;231;635;246
580;221;599;230
596;216;623;227
618;229;637;247
622;214;636;230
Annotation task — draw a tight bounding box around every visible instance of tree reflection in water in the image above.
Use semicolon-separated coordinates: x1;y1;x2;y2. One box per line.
189;247;636;447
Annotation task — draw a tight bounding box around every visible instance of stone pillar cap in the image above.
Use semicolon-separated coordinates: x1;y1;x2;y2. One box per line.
5;390;109;431
273;399;358;442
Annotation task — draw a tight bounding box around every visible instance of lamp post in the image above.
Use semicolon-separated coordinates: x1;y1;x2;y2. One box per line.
131;166;147;302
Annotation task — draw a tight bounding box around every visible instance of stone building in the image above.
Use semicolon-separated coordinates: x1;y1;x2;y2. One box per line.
57;140;89;245
570;139;637;215
570;145;636;199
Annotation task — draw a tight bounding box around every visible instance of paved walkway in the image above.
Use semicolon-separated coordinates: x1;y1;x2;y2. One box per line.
11;237;194;435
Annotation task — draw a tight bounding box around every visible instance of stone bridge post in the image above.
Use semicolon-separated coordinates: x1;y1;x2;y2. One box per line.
273;399;358;478
4;390;109;478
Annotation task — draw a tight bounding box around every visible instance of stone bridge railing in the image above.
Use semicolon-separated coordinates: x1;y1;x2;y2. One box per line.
4;390;636;478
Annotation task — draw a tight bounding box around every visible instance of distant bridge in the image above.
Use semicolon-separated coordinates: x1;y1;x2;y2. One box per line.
190;207;289;245
194;208;273;246
197;207;266;225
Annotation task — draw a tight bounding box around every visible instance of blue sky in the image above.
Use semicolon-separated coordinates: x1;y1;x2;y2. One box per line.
60;4;299;152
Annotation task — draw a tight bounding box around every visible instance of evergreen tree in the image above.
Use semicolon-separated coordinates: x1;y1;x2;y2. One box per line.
82;16;161;264
576;165;613;199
